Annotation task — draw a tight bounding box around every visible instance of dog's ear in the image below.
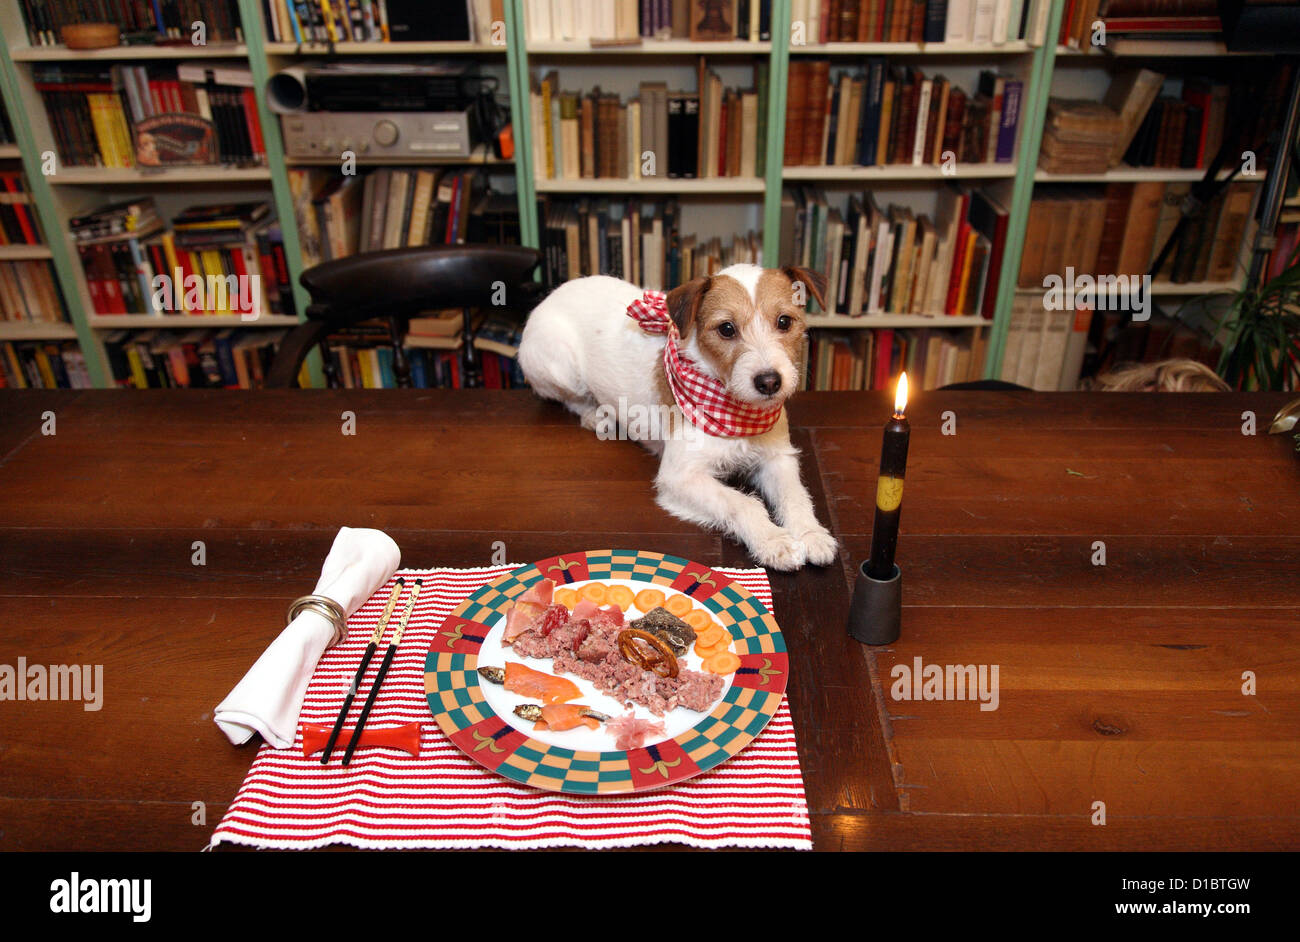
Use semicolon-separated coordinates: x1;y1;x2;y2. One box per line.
782;266;828;311
665;276;711;336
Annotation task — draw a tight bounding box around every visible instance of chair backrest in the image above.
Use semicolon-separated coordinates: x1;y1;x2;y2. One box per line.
299;244;542;325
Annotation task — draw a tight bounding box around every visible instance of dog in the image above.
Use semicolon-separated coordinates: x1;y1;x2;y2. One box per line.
518;263;838;571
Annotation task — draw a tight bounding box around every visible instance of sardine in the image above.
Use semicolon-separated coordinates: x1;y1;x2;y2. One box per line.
478;666;506;685
514;703;610;723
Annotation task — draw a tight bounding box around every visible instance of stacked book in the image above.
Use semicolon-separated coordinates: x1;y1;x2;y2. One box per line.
71;199;292;317
804;326;989;392
539;198;760;289
17;0;244;45
0;262;65;325
0;171;46;246
1038;100;1123;175
526;0;772;42
289;168;496;269
324;315;524;389
784;63;1021;167
1020;181;1257;288
797;0;1031;42
0;340;91;389
1093;0;1222;41
532;64;769;181
99;328;288;389
33;63;266;169
265;0;497;42
783;184;1009;317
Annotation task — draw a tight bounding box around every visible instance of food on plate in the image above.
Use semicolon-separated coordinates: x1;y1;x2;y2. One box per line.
633;588;666;612
552;586;578;609
629;606;697;656
606;713;668;750
504;596;724;716
683;609;714;631
695;625;725;649
517;578;553;607
477;662;581;704
703;651;741;675
663;594;693;618
514;702;610;731
606;584;635;611
579;582;608;604
617;628;680;678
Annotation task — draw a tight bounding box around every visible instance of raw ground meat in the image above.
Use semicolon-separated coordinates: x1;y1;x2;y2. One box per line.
506;607;724;716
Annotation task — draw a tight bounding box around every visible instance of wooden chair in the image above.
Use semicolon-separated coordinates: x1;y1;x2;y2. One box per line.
265;244;542;388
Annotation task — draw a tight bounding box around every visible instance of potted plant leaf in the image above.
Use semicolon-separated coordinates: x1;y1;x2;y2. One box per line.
1215;242;1300;392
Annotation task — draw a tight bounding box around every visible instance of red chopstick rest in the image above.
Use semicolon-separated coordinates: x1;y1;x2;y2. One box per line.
300;722;422;757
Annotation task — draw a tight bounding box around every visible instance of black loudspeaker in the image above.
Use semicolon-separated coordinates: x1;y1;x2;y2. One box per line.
383;0;471;41
1219;1;1300;53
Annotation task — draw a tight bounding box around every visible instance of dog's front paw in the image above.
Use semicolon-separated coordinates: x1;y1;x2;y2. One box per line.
796;526;839;567
750;530;809;571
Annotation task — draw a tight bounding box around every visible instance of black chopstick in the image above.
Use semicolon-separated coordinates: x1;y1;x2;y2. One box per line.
319;578;405;765
342;579;422;766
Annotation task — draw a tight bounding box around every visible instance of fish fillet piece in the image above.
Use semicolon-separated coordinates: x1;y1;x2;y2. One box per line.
503;661;580;704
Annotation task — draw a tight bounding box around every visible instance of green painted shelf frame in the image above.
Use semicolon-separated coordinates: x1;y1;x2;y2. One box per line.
0;0;1071;387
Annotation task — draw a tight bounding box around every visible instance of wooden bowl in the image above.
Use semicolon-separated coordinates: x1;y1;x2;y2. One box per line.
60;23;121;50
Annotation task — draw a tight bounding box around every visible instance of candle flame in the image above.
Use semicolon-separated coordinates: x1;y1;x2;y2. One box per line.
894;372;909;416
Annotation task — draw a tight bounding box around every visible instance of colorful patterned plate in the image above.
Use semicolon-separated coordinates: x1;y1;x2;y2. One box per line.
424;549;788;794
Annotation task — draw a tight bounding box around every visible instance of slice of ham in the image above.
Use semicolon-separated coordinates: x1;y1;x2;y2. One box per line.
605;712;666;750
571;599;625;626
503;600;544;642
518;578;554;608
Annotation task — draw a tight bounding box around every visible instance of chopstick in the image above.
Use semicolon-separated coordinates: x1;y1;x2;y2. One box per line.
342;579;422;767
319;578;405;765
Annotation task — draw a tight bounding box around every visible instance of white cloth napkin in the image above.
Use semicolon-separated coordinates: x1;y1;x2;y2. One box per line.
215;527;401;749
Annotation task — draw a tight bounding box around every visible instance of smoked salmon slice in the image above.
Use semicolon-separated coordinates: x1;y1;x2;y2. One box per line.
531;703;602;732
503;661;580;704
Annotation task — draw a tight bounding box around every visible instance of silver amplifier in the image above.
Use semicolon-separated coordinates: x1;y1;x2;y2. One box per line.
279;111;473;160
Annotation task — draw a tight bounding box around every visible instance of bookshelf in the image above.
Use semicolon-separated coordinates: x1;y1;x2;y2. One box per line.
0;1;1289;391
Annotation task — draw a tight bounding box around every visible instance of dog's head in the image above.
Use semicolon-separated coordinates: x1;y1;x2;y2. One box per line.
664;263;826;407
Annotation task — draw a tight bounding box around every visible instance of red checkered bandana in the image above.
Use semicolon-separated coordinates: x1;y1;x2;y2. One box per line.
626;290;783;438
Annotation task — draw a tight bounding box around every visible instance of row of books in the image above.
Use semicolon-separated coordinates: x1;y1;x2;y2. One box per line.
18;1;245;45
101;328;287;389
325;343;524;389
998;301;1094;391
0;172;46;246
785;63;1021;167
526;0;771;42
0;340;92;389
792;0;1032;44
264;0;504;44
290;168;503;268
1019;181;1256;289
0;261;66;324
782;184;1007;317
71;199;294;317
803;325;991;392
33;64;265;169
533;65;769;182
539;198;760;289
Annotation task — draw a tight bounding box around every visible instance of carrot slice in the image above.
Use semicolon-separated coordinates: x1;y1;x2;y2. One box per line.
664;594;693;617
683;610;712;631
633;588;665;612
552;587;577;609
694;641;727;660
696;625;725;649
606;584;635;611
705;651;741;675
579;582;608;604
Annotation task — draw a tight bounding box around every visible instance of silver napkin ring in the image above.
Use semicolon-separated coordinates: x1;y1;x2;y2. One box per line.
287;594;348;647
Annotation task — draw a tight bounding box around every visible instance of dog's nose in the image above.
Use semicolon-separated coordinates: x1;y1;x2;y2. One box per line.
753;371;782;396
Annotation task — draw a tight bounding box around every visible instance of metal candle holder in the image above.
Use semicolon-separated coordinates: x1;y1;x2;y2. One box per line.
847;561;902;646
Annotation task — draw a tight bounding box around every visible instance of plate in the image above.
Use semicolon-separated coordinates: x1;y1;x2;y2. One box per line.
424;549;788;794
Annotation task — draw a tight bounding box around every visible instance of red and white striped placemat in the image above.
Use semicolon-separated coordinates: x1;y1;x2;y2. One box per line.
210;565;813;850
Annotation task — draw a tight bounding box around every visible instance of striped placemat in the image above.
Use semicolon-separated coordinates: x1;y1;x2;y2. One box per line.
210;565;813;850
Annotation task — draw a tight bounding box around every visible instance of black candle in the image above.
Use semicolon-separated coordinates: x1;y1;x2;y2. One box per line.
867;373;910;581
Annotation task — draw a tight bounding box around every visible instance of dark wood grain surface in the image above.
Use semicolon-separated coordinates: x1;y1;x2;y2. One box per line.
0;389;1296;851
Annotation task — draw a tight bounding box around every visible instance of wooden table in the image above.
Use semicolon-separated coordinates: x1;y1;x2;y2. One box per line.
1;389;1297;851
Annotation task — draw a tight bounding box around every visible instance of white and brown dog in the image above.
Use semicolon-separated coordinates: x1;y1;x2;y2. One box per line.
518;264;837;571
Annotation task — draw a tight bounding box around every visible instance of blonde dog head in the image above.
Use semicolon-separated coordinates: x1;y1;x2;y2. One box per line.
665;263;826;407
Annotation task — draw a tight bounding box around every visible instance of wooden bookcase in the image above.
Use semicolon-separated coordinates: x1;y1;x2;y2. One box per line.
0;0;1282;388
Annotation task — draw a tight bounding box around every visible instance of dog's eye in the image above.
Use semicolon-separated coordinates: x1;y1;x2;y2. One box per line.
776;315;793;331
717;321;737;339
